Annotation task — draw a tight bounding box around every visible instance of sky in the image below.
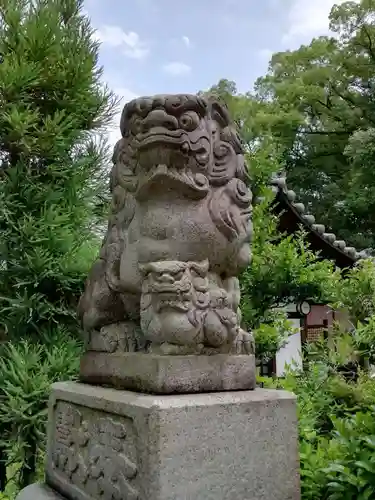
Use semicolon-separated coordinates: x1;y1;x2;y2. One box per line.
83;0;347;146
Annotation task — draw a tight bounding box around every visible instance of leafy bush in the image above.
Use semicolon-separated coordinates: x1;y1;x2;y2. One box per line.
252;311;294;361
0;336;82;492
0;0;115;344
239;189;342;360
241;196;341;329
299;408;375;500
300;437;338;500
324;412;375;500
0;0;115;493
337;260;375;324
265;329;375;500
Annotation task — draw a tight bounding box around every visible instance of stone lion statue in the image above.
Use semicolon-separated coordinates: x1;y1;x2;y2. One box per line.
78;94;254;356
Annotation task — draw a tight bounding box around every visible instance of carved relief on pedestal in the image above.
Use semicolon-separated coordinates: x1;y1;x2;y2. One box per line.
78;93;255;359
49;401;139;500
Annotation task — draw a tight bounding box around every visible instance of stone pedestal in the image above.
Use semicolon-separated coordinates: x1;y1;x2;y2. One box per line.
17;381;300;500
80;352;256;393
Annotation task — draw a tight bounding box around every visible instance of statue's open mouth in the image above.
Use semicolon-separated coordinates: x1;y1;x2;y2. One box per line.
135;164;209;201
137;128;186;150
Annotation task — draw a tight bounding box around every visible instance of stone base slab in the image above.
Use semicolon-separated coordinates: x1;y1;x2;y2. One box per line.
80;352;256;394
37;381;300;500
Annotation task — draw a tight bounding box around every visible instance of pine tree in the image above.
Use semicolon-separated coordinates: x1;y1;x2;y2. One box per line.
0;0;118;489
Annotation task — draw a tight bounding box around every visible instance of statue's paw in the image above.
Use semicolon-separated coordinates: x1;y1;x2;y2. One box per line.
232;329;255;355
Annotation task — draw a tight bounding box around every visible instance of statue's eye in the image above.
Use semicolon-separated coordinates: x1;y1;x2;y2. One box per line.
214;143;230;158
179;111;199;131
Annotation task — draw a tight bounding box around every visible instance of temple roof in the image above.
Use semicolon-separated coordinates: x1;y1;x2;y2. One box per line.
270;176;369;269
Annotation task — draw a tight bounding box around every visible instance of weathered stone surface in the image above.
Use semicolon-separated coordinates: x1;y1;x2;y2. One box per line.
16;483;66;500
46;384;139;500
77;94;255;377
80;352;256;393
44;381;300;500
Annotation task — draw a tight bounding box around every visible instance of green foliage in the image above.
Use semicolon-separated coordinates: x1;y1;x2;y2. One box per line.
269;324;375;500
205;2;375;363
300;437;339;500
252;312;292;361
202;1;375;369
238;189;342;358
254;0;375;249
205;77;343;361
332;258;375;365
209;1;375;250
324;412;375;500
255;254;375;500
0;0;117;493
0;336;82;491
0;0;118;342
241;194;341;327
3;0;375;497
338;259;375;323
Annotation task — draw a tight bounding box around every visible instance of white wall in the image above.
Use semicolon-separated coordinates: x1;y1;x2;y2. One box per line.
276;318;303;377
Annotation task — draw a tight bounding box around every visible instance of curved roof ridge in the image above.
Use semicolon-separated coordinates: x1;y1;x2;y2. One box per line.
269;175;369;268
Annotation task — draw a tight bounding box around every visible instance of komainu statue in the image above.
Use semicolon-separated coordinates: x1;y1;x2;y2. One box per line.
78;94;255;393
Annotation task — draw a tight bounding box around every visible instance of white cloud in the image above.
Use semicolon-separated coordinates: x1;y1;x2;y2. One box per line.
282;0;358;46
95;25;149;59
182;35;191;47
163;62;191;76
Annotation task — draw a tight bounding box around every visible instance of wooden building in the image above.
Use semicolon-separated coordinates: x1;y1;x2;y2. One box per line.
266;176;367;376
